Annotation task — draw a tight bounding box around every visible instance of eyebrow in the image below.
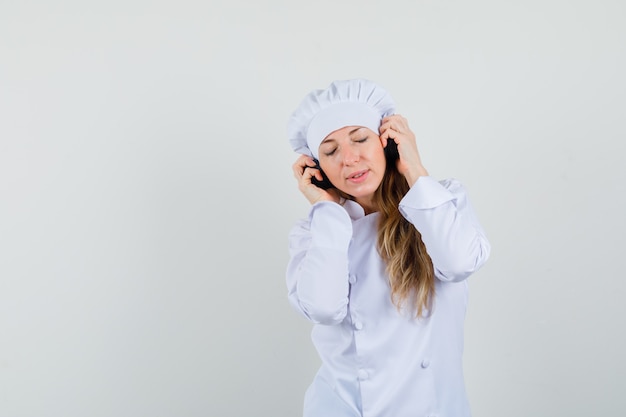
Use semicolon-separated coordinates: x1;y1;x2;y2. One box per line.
321;127;364;145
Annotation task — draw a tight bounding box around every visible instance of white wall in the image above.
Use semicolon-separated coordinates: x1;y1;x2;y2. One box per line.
1;1;625;416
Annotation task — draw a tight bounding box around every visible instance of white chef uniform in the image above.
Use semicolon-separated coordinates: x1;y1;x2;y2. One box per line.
286;175;491;417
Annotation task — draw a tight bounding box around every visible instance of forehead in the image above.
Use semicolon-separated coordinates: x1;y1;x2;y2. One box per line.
321;126;367;144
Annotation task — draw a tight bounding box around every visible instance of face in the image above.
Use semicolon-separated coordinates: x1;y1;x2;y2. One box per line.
318;126;386;209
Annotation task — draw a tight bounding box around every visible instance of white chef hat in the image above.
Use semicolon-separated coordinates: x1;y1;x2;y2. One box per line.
287;79;396;159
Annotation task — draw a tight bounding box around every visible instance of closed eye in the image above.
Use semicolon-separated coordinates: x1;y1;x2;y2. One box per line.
323;148;337;156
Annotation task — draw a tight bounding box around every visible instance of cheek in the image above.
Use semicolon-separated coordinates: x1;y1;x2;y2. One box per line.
319;160;340;180
373;147;387;169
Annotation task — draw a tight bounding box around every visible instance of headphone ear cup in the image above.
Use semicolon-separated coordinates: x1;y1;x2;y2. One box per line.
310;160;334;190
384;140;399;162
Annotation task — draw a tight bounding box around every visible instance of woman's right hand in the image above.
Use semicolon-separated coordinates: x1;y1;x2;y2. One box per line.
292;155;340;205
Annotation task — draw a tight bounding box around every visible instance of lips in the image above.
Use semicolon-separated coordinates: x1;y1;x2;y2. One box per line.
347;170;369;183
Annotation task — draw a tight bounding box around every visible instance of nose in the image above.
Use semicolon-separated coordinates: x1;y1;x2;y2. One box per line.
341;146;359;165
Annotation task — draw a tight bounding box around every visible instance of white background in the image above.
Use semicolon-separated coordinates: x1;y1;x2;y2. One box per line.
1;1;625;416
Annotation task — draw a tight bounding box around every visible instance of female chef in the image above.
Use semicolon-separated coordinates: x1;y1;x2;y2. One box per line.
286;79;491;417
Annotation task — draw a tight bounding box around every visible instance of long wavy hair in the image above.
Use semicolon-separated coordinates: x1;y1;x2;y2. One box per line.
371;158;436;318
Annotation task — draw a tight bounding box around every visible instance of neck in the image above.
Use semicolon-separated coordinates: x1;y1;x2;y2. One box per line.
357;198;377;215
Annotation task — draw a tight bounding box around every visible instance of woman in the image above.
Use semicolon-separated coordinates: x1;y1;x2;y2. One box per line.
286;79;490;417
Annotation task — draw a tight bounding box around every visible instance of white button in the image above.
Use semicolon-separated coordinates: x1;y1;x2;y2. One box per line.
349;274;357;284
354;321;363;330
421;358;430;368
357;369;369;380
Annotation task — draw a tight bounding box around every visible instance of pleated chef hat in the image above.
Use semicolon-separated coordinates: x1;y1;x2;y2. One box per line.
287;79;396;159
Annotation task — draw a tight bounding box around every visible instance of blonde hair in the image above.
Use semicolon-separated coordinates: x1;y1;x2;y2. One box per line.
372;165;435;318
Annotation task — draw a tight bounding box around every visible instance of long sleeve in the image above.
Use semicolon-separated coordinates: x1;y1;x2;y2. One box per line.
399;176;491;282
286;201;353;325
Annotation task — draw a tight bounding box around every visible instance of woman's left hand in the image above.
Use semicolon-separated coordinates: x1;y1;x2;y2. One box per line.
379;114;429;187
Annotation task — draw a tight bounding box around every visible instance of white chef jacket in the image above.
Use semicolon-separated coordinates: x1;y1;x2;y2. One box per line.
286;176;491;417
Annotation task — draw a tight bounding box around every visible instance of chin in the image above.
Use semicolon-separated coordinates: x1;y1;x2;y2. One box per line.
340;185;378;201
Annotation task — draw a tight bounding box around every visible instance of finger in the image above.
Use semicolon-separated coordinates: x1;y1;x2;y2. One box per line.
302;156;317;170
380;126;398;144
294;162;309;179
381;115;408;133
296;154;313;166
298;165;323;185
305;166;324;182
293;159;306;178
379;120;391;132
293;155;316;175
382;114;398;123
383;114;405;122
379;120;399;136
